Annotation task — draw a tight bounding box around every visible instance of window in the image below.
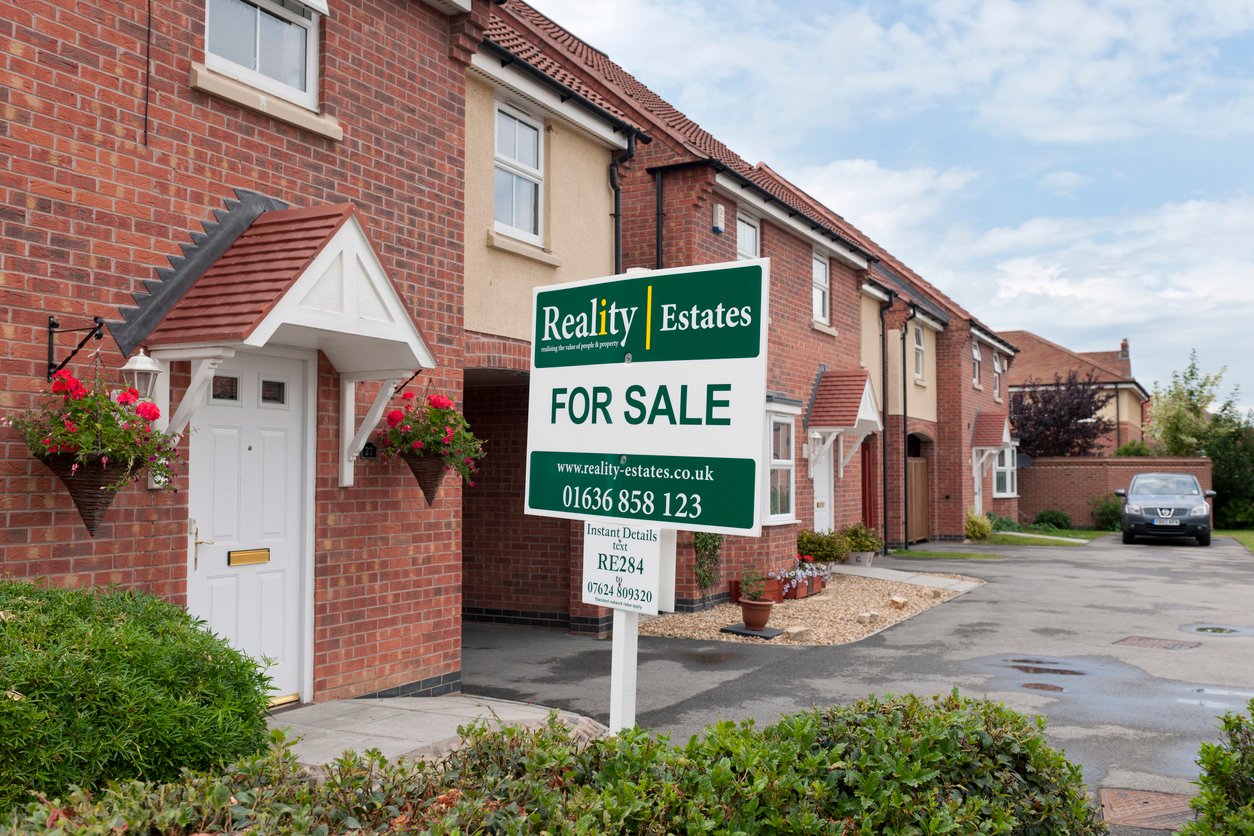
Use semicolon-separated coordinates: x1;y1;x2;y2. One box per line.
972;342;982;386
993;354;1002;399
206;0;320;110
736;215;760;259
994;448;1017;497
767;414;795;521
494;104;543;244
811;254;829;324
913;325;925;380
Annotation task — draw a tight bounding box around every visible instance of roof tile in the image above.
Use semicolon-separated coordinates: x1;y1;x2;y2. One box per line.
810;370;871;429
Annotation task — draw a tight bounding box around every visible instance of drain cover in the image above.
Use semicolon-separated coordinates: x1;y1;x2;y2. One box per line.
1115;636;1201;651
1099;788;1194;829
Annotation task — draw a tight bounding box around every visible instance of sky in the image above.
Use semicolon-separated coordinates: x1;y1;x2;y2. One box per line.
524;0;1254;414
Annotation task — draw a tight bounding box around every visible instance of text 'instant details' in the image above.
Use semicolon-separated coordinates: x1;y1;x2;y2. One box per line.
581;519;663;615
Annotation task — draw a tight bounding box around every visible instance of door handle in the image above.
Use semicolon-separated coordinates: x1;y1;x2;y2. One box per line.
194;524;215;570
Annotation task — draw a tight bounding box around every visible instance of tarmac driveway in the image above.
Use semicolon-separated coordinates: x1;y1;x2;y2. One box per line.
463;533;1254;815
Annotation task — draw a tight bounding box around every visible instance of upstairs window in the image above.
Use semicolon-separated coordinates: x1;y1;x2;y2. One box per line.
494;104;543;245
812;254;830;324
206;0;321;110
737;215;760;260
972;342;982;385
913;325;925;380
993;354;1003;399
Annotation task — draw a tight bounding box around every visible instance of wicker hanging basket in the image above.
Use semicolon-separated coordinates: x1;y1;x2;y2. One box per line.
400;452;448;506
39;453;135;536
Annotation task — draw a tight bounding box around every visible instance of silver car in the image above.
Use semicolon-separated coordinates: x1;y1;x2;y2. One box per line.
1115;472;1215;546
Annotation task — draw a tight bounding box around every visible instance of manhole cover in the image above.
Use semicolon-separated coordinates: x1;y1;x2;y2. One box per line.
1099;788;1194;829
1115;636;1201;651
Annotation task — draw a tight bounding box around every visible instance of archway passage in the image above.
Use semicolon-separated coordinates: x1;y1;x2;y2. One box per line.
907;432;931;543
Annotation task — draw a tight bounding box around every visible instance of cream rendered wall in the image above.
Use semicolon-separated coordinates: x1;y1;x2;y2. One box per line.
464;77;616;341
860;295;884;406
882;324;938;422
1097;388;1146;436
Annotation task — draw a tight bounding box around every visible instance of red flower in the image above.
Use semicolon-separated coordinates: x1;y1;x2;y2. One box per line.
116;388;139;406
401;391;415;400
386;408;404;428
135;401;161;422
428;394;454;410
411;440;424;450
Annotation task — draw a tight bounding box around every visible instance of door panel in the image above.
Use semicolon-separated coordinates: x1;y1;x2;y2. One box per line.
188;353;305;701
812;446;833;533
907;457;929;543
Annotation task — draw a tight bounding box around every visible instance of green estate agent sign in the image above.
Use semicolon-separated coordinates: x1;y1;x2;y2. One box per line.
526;260;769;535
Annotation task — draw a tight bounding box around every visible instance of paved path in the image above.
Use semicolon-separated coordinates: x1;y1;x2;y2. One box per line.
463;535;1254;832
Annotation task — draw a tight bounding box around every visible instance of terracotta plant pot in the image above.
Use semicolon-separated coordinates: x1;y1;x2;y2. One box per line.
40;453;135;536
738;598;773;631
400;452;447;506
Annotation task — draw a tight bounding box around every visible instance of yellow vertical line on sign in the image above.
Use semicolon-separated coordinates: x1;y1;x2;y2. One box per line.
646;285;653;350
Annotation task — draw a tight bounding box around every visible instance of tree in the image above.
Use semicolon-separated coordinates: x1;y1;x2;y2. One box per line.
1010;370;1115;457
1146;351;1236;456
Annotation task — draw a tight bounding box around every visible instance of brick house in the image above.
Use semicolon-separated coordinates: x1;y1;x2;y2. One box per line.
999;331;1150;454
474;1;1021;619
1;0;495;702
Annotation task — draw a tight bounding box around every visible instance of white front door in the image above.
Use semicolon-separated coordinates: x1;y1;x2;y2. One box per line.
188;352;307;702
813;445;833;533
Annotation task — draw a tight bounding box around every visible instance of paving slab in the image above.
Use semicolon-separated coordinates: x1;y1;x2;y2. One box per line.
828;563;983;592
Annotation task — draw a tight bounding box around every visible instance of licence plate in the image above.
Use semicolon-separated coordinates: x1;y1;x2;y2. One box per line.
1152;518;1181;526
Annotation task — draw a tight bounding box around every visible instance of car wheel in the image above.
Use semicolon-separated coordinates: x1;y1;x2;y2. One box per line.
1122;530;1135;545
1198;534;1211;546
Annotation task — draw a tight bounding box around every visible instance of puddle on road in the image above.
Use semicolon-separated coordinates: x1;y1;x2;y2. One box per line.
1195;627;1237;634
1008;664;1085;676
1023;682;1065;692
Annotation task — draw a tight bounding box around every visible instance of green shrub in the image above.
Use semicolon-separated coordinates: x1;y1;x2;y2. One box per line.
1115;439;1152;456
836;521;883;553
988;512;1021;532
965;508;993;540
1181;697;1254;834
1034;509;1073;530
692;532;723;591
1091;494;1124;531
1216;498;1254;530
796;529;851;563
0;580;272;812
5;694;1107;834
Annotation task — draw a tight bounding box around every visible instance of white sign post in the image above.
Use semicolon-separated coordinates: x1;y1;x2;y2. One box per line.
526;260;769;732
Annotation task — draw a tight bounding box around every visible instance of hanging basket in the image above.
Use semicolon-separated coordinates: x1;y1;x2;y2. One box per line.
400;452;448;506
39;453;136;536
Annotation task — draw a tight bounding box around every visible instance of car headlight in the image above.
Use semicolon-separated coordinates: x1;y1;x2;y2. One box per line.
1125;504;1141;515
1190;503;1210;517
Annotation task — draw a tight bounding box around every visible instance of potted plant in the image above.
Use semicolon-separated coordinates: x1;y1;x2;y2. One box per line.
4;369;180;535
738;569;774;631
841;522;884;565
375;391;485;504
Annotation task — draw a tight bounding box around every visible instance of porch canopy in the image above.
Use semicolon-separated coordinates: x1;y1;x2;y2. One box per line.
971;411;1016;514
108;190;435;486
806;369;882;478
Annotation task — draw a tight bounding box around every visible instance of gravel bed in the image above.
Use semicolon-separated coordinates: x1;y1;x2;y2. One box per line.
639;573;983;645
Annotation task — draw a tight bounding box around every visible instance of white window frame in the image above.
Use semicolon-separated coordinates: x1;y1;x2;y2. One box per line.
972;342;982;386
811;253;830;324
204;0;321;111
493;102;545;247
993;354;1003;400
736;214;760;260
765;411;797;524
994;448;1017;497
913;325;926;380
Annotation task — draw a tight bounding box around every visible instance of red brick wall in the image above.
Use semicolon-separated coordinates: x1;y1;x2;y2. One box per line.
1018;457;1212;527
1;0;485;699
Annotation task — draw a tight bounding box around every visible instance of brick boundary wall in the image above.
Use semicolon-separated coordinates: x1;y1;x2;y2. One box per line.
1017;457;1212;527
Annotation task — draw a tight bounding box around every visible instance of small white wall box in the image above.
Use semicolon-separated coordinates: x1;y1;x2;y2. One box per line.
712;203;725;234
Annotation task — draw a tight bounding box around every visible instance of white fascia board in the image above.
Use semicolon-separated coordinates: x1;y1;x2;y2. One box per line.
913;310;945;332
972;328;1017;356
714;173;868;270
860;282;891;302
470;52;628;151
422;0;471;15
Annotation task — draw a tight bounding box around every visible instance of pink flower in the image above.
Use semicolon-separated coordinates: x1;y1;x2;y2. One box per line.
464;457;473;464
411;440;424;450
401;391;415;400
401;425;412;433
468;481;475;488
135;401;160;422
116;388;139;406
101;456;109;467
70;463;78;475
63;419;77;433
428;394;454;410
386;409;404;428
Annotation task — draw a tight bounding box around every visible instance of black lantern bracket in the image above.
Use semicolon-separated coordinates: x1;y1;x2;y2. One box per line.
47;315;105;381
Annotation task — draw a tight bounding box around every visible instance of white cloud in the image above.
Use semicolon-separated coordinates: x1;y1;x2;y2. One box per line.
1037;170;1089;197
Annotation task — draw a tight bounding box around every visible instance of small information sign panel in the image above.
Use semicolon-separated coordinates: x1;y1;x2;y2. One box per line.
581;519;662;615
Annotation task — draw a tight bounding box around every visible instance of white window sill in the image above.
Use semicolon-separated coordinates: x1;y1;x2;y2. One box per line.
913;377;928;388
972;382;983;391
190;63;342;141
993;394;1003;403
993;494;1019;499
486;229;561;267
763;517;800;527
810;320;838;337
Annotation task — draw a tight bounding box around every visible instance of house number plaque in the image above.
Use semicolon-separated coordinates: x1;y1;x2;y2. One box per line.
228;548;270;567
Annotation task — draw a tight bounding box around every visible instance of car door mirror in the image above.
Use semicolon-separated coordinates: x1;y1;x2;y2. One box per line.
1205;489;1216;497
1114;489;1126;497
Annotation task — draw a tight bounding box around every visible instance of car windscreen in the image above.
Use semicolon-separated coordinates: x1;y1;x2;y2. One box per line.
1129;475;1200;496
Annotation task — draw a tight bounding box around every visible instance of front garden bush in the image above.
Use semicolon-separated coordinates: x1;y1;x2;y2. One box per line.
1180;697;1254;834
5;693;1107;834
0;580;272;813
965;507;993;540
796;528;850;563
988;512;1021;531
1034;509;1073;530
1090;494;1123;531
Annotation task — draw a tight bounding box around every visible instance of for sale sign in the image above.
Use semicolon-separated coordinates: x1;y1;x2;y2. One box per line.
526;260;769;535
581;520;663;614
